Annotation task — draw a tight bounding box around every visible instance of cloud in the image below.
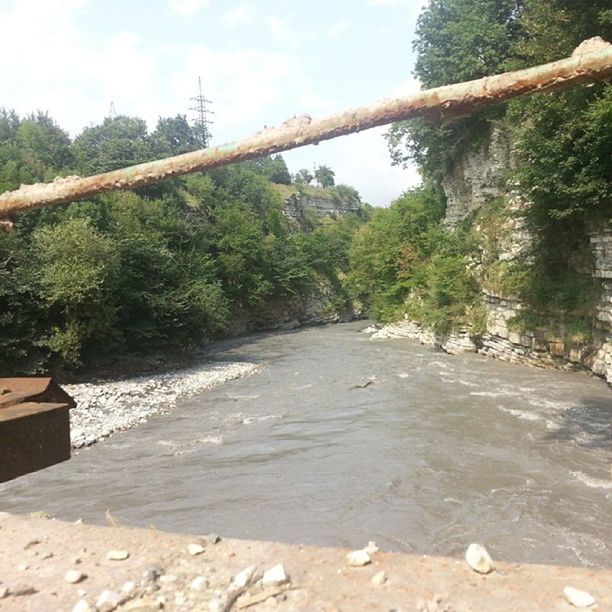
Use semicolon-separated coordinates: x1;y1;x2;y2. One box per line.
264;16;301;47
0;0;160;135
326;19;351;40
221;2;255;27
368;0;427;7
172;46;324;140
167;0;211;17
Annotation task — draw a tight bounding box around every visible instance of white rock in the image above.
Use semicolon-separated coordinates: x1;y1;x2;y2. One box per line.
346;549;372;567
0;586;8;599
190;576;208;591
187;543;205;556
106;549;129;561
262;564;290;587
121;581;136;594
364;541;379;555
96;590;122;612
65;570;87;584
371;571;387;586
465;543;494;574
159;574;178;584
72;599;93;612
17;563;28;571
563;586;597;608
232;565;259;588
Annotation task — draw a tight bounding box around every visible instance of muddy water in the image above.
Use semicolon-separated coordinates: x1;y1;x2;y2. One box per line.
1;322;611;566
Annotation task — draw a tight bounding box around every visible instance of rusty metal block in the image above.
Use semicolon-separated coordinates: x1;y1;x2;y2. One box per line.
0;378;75;483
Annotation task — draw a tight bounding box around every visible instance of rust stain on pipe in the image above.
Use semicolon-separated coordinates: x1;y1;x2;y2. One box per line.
0;38;610;219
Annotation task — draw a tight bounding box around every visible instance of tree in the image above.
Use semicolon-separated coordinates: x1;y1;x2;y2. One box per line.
314;165;335;187
151;114;199;157
294;168;313;185
73;116;152;175
243;154;291;184
386;0;523;179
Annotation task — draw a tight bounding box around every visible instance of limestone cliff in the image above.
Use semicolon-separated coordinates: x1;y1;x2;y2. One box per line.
273;184;362;225
438;126;612;383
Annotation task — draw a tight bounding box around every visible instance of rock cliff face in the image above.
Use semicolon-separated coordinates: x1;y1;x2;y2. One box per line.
442;127;514;227
434;127;612;383
280;186;361;222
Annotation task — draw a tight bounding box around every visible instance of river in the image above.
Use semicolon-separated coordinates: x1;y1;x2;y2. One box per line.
1;322;611;567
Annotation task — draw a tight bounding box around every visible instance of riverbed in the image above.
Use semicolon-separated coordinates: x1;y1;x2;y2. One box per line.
1;322;610;567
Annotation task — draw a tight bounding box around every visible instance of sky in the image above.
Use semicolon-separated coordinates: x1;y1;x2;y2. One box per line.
0;0;428;205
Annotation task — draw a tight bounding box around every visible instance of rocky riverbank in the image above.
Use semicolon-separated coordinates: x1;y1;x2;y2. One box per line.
367;319;612;384
64;361;259;449
1;513;610;611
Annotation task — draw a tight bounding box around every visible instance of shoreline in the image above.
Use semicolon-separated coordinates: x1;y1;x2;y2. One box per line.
65;359;259;449
366;320;612;386
0;512;610;611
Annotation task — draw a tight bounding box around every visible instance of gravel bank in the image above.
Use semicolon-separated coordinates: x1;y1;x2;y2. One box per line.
64;361;259;448
1;513;610;611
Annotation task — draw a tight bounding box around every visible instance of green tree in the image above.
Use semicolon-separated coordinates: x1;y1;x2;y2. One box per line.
244;155;292;184
32;217;121;367
314;165;335;187
73;116;152;174
294;168;313;185
151;114;199;157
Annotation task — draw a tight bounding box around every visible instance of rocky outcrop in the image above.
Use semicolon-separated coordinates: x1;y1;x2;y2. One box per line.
227;278;361;337
436;126;612;384
442;126;513;227
281;186;361;222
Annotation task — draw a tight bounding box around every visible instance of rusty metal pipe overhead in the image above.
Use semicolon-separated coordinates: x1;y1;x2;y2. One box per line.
0;38;610;219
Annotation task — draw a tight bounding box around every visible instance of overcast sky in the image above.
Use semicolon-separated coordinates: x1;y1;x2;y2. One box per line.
0;0;427;205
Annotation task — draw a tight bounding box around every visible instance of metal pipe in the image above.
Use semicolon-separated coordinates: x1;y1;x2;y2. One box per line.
1;38;610;218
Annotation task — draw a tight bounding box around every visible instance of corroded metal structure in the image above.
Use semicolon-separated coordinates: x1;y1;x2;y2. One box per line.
0;38;610;219
0;378;76;483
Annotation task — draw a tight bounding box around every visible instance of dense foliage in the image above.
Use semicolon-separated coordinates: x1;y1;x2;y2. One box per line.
357;0;611;337
347;187;482;334
0;112;363;375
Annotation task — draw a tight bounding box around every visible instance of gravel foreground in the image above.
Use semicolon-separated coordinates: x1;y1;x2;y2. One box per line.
0;513;610;611
64;361;259;448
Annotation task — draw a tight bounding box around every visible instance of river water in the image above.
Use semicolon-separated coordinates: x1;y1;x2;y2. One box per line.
1;322;611;566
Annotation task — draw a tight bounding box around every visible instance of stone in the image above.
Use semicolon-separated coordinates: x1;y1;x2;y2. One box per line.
371;571;387;586
10;583;37;596
465;543;494;574
0;586;8;599
207;533;221;544
232;565;259;589
141;566;162;584
364;541;379;555
121;599;162;611
187;543;205;556
346;549;372;567
262;564;290;587
96;589;125;612
563;586;596;608
107;549;130;561
17;563;29;571
72;599;94;612
190;576;208;591
65;570;87;584
122;581;137;594
159;574;178;584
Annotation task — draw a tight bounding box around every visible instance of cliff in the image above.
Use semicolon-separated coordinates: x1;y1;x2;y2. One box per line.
273;184;362;224
437;125;612;383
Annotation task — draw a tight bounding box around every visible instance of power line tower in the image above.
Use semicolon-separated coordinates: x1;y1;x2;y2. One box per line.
108;101;117;119
190;76;214;147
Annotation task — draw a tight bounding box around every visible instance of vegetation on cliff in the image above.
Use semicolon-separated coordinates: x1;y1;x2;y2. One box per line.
0;112;365;374
353;0;611;338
